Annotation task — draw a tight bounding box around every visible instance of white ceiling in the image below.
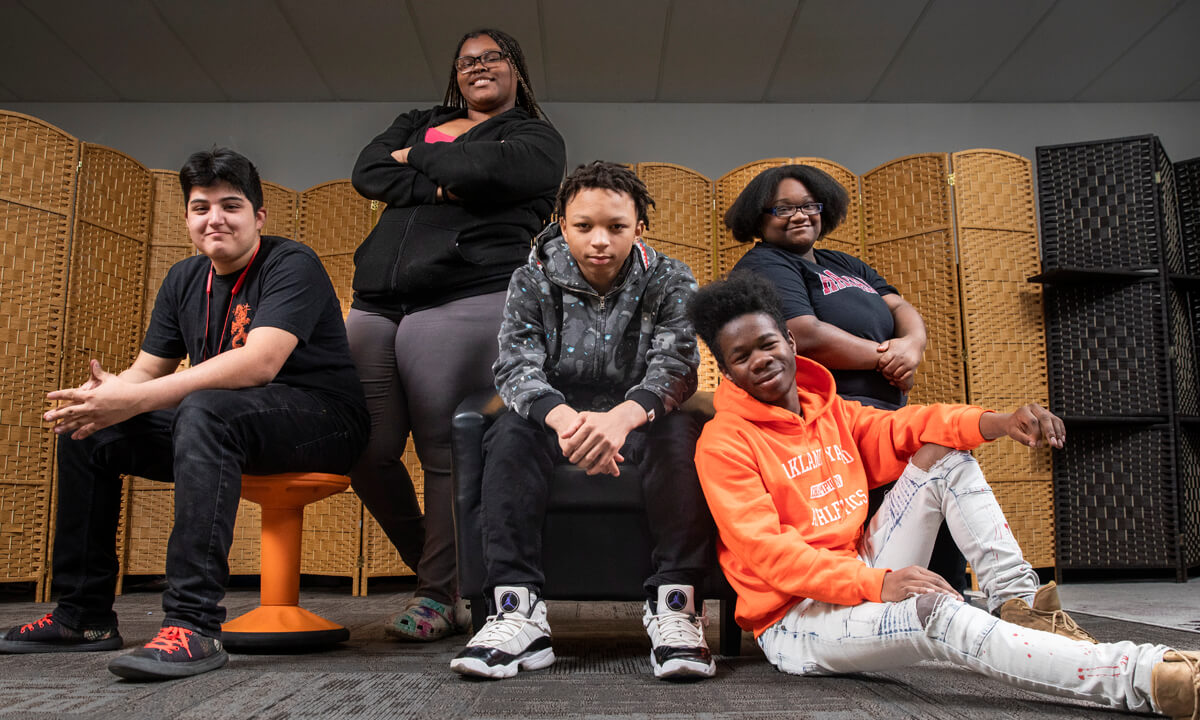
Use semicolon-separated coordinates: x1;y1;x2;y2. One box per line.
1;0;1198;104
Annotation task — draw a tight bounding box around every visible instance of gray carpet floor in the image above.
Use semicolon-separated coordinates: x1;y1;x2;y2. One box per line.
0;583;1195;719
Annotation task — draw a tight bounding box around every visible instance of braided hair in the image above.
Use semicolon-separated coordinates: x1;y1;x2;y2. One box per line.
443;28;547;120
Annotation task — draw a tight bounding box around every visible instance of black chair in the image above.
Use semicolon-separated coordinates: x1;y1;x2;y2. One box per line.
450;390;742;656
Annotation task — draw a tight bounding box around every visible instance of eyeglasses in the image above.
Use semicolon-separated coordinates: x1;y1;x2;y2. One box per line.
765;203;823;219
455;50;508;73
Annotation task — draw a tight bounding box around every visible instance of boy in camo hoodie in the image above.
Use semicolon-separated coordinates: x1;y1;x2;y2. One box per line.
451;162;716;681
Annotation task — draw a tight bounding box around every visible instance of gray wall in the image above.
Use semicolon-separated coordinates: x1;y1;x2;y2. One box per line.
7;101;1200;190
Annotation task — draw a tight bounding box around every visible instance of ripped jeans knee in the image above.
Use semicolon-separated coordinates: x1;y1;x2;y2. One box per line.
915;592;946;628
910;443;955;472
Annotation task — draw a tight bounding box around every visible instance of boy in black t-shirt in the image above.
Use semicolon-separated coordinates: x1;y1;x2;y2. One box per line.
0;148;369;680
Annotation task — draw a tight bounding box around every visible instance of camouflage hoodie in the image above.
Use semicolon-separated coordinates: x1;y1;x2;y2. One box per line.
493;222;699;426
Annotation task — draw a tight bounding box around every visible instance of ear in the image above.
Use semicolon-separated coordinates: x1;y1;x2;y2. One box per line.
635;219;646;239
255;206;267;230
785;328;798;354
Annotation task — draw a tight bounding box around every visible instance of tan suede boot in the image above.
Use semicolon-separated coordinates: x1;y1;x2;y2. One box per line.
1152;650;1199;719
998;581;1097;643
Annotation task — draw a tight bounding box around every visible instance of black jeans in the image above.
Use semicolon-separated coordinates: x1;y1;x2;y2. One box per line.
50;385;368;637
479;408;714;600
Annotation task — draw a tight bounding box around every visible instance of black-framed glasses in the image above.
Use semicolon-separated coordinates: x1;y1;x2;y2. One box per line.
455;50;508;73
765;203;823;219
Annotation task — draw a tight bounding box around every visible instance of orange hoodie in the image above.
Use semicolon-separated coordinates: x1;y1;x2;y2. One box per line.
694;355;989;638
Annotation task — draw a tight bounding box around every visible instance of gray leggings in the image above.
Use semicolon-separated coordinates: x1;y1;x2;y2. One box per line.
346;292;505;603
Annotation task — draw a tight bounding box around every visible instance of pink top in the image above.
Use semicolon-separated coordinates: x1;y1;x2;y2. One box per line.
424;127;457;144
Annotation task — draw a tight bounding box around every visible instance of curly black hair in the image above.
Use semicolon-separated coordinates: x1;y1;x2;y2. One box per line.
443;28;547;121
723;164;850;244
555;161;656;227
688;272;789;366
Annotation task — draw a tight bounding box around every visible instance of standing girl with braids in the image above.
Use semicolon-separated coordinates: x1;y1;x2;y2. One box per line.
348;28;566;641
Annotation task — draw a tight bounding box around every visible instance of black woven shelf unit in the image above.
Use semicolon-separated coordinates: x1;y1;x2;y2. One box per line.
1045;281;1170;417
1175;157;1200;274
1053;424;1181;570
1179;424;1200;569
1190;293;1200;396
1037;136;1169;271
1169;288;1199;416
1040;137;1200;580
1157;141;1186;275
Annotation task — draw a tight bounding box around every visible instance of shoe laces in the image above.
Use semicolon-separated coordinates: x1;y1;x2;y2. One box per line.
19;614;54;633
472;611;540;645
655;609;707;647
1046;609;1095;641
145;626;194;656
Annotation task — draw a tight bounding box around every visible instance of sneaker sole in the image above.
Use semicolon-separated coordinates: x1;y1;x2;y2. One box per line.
652;653;716;680
450;647;556;679
0;636;123;654
107;649;229;681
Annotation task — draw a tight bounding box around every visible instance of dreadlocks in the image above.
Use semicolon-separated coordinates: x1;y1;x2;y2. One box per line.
556;162;656;228
443;28;547;121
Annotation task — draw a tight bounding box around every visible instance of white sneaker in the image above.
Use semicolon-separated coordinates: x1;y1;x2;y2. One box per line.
450;586;554;679
642;584;715;679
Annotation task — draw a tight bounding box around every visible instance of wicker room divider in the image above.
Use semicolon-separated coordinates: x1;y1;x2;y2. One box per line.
0;113;78;600
0;108;1059;601
952;150;1053;567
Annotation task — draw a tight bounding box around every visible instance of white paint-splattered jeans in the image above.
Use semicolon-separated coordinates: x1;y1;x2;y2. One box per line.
758;450;1168;714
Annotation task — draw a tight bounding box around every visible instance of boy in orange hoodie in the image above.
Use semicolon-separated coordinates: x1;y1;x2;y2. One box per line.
688;273;1197;719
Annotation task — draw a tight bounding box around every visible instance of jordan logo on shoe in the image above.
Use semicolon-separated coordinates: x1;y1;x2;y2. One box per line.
666;589;688;612
500;591;521;613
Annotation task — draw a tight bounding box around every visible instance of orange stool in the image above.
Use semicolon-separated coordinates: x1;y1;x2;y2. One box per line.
221;472;351;650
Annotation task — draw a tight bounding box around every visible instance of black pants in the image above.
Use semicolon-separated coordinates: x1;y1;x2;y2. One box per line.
50;385;368;637
478;409;714;600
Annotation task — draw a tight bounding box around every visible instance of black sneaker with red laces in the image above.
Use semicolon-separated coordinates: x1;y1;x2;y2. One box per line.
0;613;122;653
107;626;228;680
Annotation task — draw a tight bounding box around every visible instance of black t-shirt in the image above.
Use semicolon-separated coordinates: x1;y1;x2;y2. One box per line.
733;243;903;409
142;235;365;411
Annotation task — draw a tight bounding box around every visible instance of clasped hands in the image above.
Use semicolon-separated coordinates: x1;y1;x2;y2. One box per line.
43;359;140;440
545;402;645;476
876;335;921;391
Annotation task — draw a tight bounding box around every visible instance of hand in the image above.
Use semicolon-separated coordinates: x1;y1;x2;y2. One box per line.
436;186;461;203
553;403;644;476
44;360;141;440
986;403;1066;449
545;405;616;475
880;566;963;603
876;336;922;383
888;372;915;392
390;147;412;164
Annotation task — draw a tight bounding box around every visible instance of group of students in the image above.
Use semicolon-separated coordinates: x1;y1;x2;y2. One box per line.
0;26;1196;719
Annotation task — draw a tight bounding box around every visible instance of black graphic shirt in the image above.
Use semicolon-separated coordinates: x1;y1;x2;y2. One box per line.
142;235;364;409
734;243;902;408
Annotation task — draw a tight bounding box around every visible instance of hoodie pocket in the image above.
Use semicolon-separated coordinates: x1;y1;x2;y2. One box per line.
352;213;413;296
389;219;465;292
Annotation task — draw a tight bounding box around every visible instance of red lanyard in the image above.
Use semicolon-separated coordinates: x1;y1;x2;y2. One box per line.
201;243;260;361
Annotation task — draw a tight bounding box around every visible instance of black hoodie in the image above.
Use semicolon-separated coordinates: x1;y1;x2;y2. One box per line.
350;105;566;317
